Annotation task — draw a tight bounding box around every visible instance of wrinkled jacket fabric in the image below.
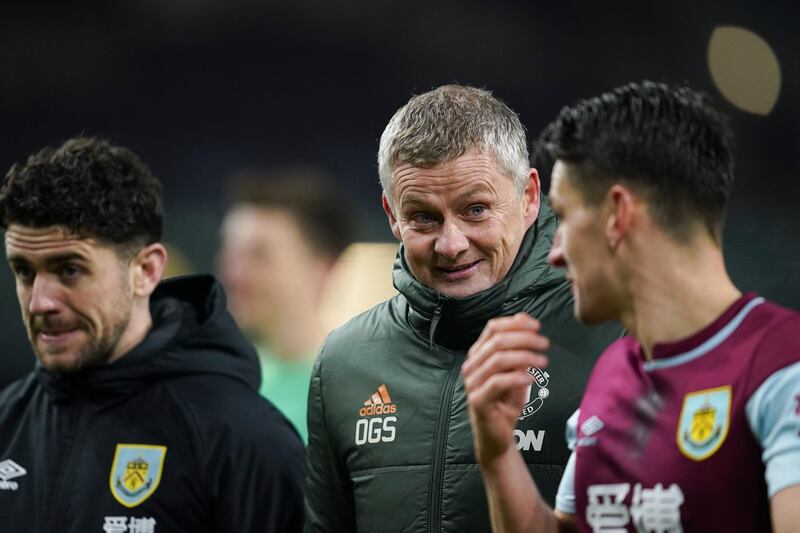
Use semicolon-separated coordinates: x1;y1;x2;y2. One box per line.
0;275;305;532
305;199;623;532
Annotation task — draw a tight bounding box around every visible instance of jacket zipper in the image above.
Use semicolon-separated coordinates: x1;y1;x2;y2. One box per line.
426;295;464;532
48;400;89;532
428;300;442;349
427;349;465;532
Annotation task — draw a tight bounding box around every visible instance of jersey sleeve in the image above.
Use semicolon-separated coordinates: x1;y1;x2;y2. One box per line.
555;452;577;514
554;410;579;514
564;409;579;451
745;361;800;497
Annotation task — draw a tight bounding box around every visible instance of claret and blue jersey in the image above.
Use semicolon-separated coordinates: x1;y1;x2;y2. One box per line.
555;293;800;532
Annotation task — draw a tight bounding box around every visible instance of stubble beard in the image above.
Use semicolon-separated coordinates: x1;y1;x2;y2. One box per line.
33;310;132;374
32;285;135;374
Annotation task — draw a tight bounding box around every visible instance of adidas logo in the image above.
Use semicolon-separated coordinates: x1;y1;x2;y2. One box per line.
355;384;399;445
359;384;397;416
0;459;26;491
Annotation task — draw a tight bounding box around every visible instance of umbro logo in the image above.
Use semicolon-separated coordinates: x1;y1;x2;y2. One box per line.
355;384;398;446
581;415;604;436
0;459;26;491
577;415;604;447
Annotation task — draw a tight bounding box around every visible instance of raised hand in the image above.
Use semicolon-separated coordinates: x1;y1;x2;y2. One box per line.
462;312;550;465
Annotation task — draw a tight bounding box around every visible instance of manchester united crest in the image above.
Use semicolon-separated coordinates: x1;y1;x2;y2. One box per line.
109;444;167;507
676;386;731;461
518;367;551;420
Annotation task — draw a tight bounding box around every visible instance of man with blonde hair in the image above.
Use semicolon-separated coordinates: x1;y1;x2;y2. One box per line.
304;85;622;532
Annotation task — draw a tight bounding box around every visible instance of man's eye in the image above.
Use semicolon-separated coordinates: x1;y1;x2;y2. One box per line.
467;205;487;217
413;213;435;225
60;265;83;280
14;265;34;282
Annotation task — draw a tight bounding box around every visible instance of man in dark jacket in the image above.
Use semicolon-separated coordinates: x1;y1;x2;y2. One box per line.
0;137;305;532
304;85;623;532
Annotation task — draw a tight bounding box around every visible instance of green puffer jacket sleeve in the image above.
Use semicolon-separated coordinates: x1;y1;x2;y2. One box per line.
304;348;356;532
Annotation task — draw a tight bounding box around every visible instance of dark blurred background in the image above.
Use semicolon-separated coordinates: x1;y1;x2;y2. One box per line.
1;0;798;387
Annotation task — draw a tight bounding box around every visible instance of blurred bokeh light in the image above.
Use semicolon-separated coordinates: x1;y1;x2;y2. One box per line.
708;26;781;115
320;242;399;333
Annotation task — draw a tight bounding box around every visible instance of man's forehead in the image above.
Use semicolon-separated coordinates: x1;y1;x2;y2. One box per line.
398;180;496;204
393;157;507;204
394;149;504;178
224;204;298;228
549;161;575;199
5;224;99;256
221;205;304;244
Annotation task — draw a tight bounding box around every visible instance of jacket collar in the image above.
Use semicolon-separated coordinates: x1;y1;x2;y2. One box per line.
393;197;565;351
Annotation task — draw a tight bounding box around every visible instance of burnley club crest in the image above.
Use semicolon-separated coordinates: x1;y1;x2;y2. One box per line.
676;386;731;461
109;444;167;507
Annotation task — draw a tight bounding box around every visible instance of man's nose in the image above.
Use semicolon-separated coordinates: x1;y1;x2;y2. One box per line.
28;275;62;315
434;220;469;260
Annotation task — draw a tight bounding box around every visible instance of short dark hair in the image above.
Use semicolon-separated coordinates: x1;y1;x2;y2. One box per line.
0;137;163;253
225;166;355;259
535;81;735;242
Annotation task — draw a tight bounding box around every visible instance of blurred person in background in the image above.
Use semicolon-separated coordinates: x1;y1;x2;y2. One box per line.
161;243;195;279
464;81;800;532
303;85;623;532
218;168;355;442
0;137;305;532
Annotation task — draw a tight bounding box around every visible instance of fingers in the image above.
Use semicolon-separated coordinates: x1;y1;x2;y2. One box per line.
463;314;551;465
465;330;550;373
463;312;550;375
474;312;542;346
466;369;533;412
463;349;547;394
462;313;551;423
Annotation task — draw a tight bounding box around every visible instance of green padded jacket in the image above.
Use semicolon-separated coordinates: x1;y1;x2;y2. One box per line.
305;198;623;532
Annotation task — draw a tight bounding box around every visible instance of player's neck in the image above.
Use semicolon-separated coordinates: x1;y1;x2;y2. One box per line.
108;300;153;364
619;235;741;360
